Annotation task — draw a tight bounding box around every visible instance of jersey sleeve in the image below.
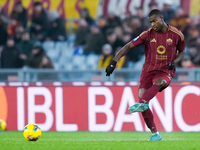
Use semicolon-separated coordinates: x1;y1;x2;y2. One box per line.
176;32;185;51
131;30;149;47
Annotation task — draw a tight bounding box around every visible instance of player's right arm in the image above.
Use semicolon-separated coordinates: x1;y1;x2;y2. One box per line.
105;30;148;76
105;42;134;76
113;31;147;62
113;41;134;62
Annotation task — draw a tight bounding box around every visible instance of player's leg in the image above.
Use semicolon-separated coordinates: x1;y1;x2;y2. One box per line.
138;88;157;132
138;88;147;99
139;77;169;141
138;77;167;104
138;71;172;105
128;72;152;113
139;88;162;141
139;88;160;138
129;71;171;113
139;89;156;131
128;88;149;113
128;78;166;113
128;71;167;141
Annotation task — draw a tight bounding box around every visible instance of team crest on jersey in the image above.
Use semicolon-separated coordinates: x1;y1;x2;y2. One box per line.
133;36;139;41
157;45;166;54
166;38;173;45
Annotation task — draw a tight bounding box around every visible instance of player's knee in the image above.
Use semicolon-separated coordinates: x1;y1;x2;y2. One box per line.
154;78;167;88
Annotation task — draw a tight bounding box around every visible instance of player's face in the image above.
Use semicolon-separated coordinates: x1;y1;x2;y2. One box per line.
148;15;163;32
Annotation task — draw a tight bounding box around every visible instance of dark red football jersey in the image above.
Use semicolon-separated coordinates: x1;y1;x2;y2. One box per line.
131;25;185;77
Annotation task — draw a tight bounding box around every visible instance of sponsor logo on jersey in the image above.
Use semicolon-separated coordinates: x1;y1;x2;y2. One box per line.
157;45;166;54
156;55;167;60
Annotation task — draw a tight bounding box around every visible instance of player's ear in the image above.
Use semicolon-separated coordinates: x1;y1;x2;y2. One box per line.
160;16;164;21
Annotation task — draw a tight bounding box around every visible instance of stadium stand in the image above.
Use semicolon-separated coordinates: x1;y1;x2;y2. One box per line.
0;0;200;82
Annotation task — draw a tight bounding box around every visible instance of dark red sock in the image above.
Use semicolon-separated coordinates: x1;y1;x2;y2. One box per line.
142;108;157;133
139;84;160;103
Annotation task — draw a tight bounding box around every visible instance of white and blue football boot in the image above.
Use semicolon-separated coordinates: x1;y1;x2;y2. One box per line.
128;102;149;113
149;133;162;141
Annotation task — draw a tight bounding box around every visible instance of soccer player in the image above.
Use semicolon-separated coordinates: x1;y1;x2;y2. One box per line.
105;9;185;141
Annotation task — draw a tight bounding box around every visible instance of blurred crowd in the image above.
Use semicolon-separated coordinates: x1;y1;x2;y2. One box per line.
0;1;200;72
75;1;200;70
0;1;66;69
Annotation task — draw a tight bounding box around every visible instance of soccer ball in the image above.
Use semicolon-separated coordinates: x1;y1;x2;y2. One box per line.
0;119;7;131
23;124;42;141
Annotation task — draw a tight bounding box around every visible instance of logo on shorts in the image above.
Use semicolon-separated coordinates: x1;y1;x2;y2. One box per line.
166;38;173;45
167;74;172;80
157;45;166;54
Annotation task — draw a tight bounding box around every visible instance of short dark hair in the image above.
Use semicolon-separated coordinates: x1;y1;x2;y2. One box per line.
106;28;114;36
16;1;22;5
34;1;42;6
148;9;163;17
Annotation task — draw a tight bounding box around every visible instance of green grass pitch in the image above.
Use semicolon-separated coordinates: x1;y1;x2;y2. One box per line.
0;131;199;150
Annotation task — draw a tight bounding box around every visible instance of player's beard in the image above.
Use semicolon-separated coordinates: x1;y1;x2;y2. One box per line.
154;25;162;32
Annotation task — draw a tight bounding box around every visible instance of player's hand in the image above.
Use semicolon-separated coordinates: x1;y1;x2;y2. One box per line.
105;60;117;76
168;61;175;70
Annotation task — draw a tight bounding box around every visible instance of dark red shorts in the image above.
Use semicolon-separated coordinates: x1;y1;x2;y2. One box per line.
139;70;172;92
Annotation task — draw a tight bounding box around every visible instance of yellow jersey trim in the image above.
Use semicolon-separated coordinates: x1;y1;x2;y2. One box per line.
169;26;184;41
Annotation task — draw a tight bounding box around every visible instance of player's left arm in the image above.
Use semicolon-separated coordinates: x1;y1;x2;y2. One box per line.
168;34;186;70
173;50;185;64
168;50;185;70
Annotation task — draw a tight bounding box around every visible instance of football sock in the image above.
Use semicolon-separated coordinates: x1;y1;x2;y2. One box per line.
139;84;160;103
142;108;158;133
